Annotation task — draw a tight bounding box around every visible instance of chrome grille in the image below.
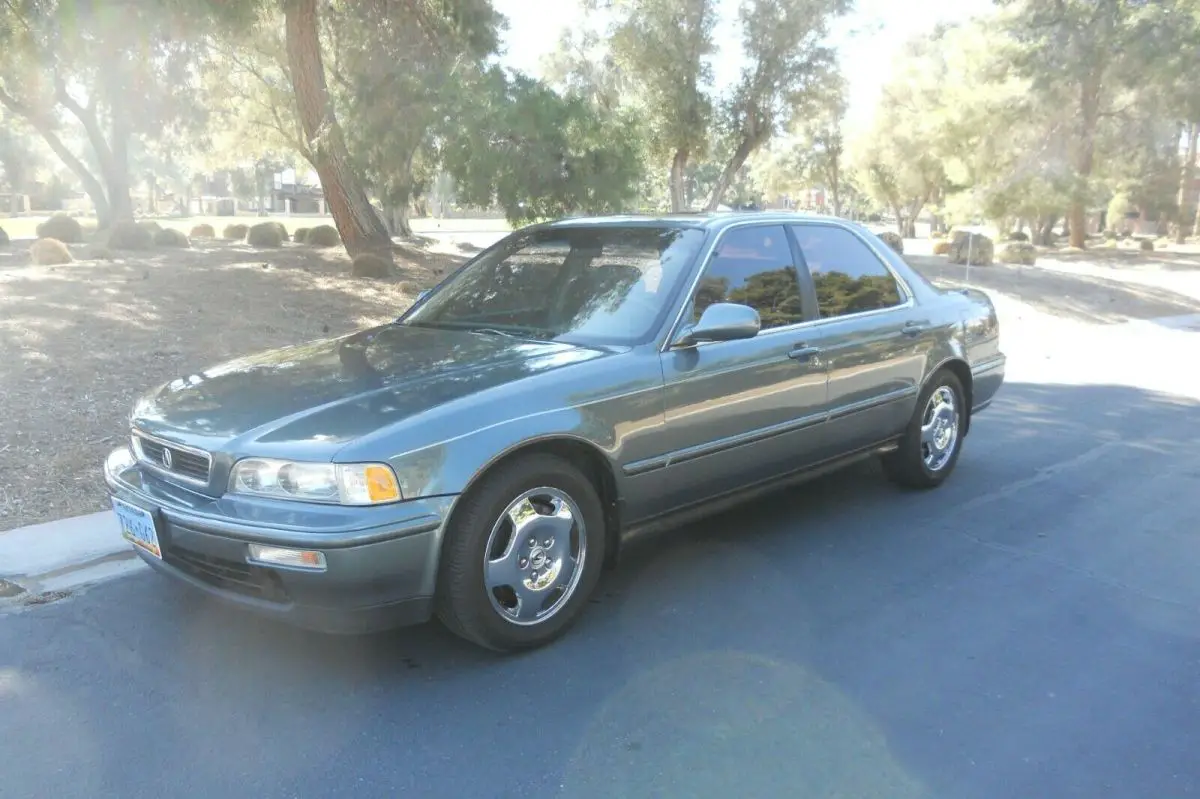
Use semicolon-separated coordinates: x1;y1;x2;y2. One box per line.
131;432;212;485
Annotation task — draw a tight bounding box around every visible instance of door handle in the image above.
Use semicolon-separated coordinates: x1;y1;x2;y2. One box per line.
788;344;822;362
902;321;930;337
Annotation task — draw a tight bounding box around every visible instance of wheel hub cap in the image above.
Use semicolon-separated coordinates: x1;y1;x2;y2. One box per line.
482;488;586;626
920;386;959;472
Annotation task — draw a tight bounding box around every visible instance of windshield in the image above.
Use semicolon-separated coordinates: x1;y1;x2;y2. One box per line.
400;226;706;347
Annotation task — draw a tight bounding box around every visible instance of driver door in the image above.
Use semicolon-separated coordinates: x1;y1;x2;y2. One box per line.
656;224;829;513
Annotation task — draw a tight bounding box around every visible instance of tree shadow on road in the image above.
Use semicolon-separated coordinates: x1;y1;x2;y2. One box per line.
906;255;1200;324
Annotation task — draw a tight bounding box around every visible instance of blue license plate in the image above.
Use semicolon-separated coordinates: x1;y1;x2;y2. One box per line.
112;498;161;559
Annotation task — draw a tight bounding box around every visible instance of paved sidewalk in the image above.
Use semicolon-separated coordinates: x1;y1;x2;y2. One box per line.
0;510;139;596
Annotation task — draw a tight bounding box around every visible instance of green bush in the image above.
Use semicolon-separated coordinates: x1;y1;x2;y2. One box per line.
1005;230;1029;242
269;221;289;242
223;223;249;240
292;227;310;244
30;237;73;265
933;240;951;255
35;213;83;243
154;227;190;248
1103;229;1118;240
876;231;904;254
106;220;154;250
351;252;392;278
305;224;341;248
1140;238;1154;252
246;221;285;248
190;224;216;238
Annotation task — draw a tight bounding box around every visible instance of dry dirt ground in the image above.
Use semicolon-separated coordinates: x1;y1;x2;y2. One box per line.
2;225;1199;532
0;231;469;530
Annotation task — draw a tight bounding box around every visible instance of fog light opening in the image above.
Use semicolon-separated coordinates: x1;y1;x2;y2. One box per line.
247;544;327;571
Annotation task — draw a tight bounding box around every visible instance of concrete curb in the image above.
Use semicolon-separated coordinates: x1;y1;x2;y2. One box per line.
0;510;143;596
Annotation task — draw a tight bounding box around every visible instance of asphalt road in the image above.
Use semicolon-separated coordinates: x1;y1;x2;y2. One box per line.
3;375;1199;799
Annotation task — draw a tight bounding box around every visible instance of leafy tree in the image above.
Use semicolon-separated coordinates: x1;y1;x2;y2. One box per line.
327;0;502;237
996;0;1165;248
0;109;43;215
438;68;645;225
704;0;849;210
592;0;717;212
281;0;392;256
0;0;218;226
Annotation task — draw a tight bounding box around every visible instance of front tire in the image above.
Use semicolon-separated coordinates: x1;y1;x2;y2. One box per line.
435;454;606;652
883;369;967;489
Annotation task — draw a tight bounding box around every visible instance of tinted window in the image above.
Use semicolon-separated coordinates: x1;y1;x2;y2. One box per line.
691;225;804;330
792;225;904;318
404;226;705;346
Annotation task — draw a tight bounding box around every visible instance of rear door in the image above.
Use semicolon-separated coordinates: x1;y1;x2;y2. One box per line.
788;223;935;457
655;223;828;512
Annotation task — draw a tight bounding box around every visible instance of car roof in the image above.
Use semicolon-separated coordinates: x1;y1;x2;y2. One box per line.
541;211;861;233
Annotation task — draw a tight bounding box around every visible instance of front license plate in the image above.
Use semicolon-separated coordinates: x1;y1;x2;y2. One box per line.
112;498;162;560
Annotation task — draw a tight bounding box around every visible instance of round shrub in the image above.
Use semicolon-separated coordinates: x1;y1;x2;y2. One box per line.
997;241;1037;265
351;252;392;278
1005;230;1029;242
947;232;994;266
190;224;216;239
1140;238;1154;252
30;237;73;265
1103;229;1118;240
35;213;83;243
305;224;341;248
223;223;249;240
933;240;952;256
292;227;310;244
876;230;904;254
246;221;285;248
139;220;163;235
106;219;155;250
269;221;289;242
154;227;190;248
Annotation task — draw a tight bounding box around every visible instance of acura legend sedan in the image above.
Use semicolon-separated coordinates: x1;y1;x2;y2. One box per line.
105;213;1005;651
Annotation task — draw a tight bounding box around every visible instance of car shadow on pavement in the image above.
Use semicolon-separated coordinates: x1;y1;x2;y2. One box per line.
7;381;1199;799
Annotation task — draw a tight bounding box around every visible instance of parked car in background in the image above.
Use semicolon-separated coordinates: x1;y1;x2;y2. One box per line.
105;212;1006;652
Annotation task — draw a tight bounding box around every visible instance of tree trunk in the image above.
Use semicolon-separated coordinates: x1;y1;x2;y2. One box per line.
669;148;689;212
1176;121;1198;245
1036;214;1058;247
830;156;841;217
383;204;412;238
705;138;757;211
1069;76;1100;249
0;90;112;226
284;0;392;258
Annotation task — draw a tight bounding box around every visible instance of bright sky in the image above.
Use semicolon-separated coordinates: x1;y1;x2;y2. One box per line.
492;0;993;130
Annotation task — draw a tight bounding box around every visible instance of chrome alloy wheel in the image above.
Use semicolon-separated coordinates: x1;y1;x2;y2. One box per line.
921;385;959;472
483;487;587;626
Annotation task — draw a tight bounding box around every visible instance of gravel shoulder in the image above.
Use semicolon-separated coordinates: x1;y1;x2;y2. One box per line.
0;234;465;530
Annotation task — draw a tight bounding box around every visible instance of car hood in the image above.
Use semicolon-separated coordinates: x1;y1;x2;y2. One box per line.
131;324;607;456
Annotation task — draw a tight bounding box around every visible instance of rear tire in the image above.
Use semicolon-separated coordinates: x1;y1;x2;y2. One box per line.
883;370;967;489
435;454;606;652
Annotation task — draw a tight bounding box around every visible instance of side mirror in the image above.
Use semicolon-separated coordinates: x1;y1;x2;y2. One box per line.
672;302;760;348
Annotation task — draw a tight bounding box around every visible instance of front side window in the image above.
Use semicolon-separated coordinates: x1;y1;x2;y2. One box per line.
791;225;904;319
403;226;705;346
691;225;804;330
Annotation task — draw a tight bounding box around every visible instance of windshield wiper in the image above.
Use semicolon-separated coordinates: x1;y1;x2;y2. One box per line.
468;327;539;340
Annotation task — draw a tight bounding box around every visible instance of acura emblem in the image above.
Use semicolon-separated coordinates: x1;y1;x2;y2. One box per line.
162;448;174;469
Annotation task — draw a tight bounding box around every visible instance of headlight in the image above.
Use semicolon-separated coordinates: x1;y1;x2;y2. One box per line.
229;459;402;505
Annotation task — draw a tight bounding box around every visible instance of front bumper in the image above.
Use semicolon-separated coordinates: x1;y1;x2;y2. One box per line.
105;448;458;634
